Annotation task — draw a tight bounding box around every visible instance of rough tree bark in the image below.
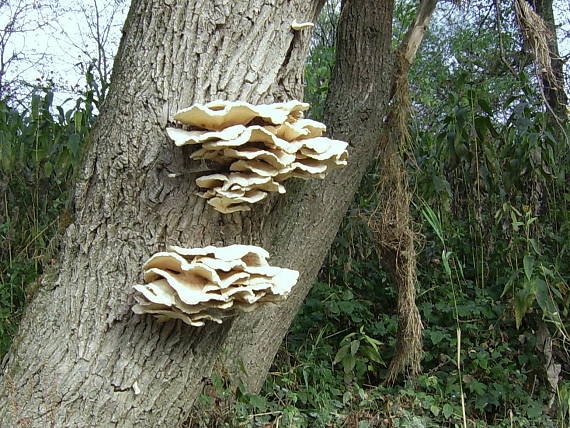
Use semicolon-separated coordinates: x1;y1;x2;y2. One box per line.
0;0;394;426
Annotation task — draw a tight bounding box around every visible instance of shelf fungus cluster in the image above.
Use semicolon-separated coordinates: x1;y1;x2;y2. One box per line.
132;245;299;327
166;100;348;213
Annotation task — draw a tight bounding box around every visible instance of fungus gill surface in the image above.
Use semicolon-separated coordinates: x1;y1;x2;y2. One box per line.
132;245;299;327
167;100;348;213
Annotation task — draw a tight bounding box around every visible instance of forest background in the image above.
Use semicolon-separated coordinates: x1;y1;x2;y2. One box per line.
0;0;569;426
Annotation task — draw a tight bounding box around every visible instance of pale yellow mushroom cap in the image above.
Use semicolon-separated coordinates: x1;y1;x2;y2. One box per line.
174;100;309;130
132;245;299;326
166;100;348;214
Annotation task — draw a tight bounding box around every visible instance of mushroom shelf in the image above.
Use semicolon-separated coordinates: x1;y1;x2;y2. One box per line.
166;100;348;214
132;244;299;327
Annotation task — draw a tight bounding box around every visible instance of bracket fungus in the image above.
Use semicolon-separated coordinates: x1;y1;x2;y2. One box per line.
132;245;299;327
166;100;348;214
291;21;315;30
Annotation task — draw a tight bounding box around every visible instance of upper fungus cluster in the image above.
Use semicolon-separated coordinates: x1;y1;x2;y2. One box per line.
166;100;348;213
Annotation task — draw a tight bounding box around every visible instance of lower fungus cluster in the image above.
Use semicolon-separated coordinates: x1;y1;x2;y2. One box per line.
166;100;348;214
132;245;299;327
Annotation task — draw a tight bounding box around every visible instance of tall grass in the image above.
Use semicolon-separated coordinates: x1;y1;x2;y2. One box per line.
0;89;95;357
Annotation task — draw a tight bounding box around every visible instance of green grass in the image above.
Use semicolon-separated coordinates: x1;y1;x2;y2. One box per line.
0;89;95;357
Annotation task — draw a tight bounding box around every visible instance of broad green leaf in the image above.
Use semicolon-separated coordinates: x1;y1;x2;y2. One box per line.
248;394;266;409
526;401;542;418
68;134;81;158
343;354;356;374
478;357;488;369
43;162;53;177
533;278;561;323
474;116;490;139
529;238;541;255
364;335;382;348
334;345;349;365
523;254;535;281
467;379;487;395
430;404;441;416
362;347;385;366
443;403;454;419
477;98;492;115
350;339;360;355
430;330;446;345
510;211;521;231
514;288;535;329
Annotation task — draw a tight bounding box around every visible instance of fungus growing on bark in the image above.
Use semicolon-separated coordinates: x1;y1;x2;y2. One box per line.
195;172;285;214
166;100;349;213
173;100;309;130
132;245;299;326
291;21;315;30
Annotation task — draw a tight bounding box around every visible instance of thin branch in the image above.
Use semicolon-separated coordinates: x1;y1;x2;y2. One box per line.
494;0;519;77
399;0;439;67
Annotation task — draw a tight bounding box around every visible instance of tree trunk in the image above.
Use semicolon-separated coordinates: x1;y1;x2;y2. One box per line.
0;0;394;426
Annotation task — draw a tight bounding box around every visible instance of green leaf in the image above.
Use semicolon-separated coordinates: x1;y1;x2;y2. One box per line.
343;354;356;374
364;336;382;347
526;401;542;418
510;210;521;230
443;403;454;419
501;270;519;298
514;287;535;328
43;161;53;177
474;116;490;139
529;238;541;255
350;339;360;355
467;379;487;395
421;202;445;246
430;404;441;416
523;255;535;281
477;98;492;115
533;278;560;322
334;345;349;365
362;346;385;366
212;374;223;392
430;330;446;345
442;250;453;277
68;134;81;158
247;394;267;409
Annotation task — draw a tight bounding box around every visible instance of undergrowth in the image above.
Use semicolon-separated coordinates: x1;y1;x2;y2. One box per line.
0;87;95;356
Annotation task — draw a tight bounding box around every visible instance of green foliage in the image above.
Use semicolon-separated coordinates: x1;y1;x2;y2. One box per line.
191;1;569;426
304;44;335;121
498;205;567;331
559;381;570;427
304;0;339;121
333;326;385;384
0;88;95;357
